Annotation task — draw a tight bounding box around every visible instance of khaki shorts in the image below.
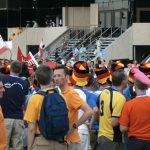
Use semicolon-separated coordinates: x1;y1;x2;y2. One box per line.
32;135;67;150
5;119;24;150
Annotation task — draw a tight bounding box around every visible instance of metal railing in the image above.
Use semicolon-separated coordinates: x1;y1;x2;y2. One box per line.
44;26;92;59
79;27;102;46
86;26;123;50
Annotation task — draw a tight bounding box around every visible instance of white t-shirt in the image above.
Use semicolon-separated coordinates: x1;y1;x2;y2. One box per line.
74;89;89;134
146;88;150;96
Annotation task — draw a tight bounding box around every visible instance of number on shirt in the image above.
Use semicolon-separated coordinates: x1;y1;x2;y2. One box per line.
100;100;104;116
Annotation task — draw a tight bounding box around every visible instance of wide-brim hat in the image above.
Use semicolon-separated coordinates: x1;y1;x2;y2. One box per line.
72;61;89;86
95;66;110;85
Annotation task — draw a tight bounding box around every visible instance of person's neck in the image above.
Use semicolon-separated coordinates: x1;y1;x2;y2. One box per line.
101;83;110;88
60;83;69;92
135;88;146;96
113;85;124;92
40;85;54;90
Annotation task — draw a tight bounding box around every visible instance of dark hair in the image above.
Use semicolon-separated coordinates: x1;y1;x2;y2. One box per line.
86;74;99;91
54;65;69;75
35;65;53;85
134;80;148;91
19;62;30;78
11;60;22;74
112;69;127;86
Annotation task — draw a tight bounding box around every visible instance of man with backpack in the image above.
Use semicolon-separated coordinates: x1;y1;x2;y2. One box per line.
53;65;93;150
24;65;68;150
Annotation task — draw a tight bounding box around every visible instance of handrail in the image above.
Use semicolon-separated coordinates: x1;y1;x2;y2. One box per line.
86;26;123;51
69;28;89;40
86;27;110;49
34;28;71;59
79;27;102;46
99;27;112;38
108;26;122;38
44;28;70;51
47;27;91;58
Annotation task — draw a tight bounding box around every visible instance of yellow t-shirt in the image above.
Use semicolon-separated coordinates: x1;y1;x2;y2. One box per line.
61;87;85;144
98;88;126;142
24;88;55;134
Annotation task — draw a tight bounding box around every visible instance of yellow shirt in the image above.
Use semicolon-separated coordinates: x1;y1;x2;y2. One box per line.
61;87;85;144
24;88;54;134
0;107;7;150
98;88;126;142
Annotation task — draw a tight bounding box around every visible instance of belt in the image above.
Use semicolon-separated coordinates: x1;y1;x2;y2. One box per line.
34;135;66;143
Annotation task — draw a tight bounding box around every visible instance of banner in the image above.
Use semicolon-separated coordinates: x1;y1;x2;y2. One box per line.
17;47;39;74
17;47;25;63
0;35;9;55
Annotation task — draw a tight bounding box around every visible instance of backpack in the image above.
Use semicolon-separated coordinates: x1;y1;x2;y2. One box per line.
37;89;69;140
129;85;136;99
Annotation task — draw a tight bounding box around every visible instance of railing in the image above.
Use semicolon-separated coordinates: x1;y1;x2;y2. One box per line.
44;26;92;60
86;26;123;50
108;26;122;38
79;27;102;46
69;26;90;40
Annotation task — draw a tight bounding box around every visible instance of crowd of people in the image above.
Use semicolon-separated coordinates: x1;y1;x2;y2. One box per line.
0;55;150;150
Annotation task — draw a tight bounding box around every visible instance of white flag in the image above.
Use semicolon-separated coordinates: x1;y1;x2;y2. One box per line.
0;35;9;55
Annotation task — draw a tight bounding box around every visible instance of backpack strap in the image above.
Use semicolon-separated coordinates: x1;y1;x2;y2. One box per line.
106;87;114;115
36;90;47;96
36;88;59;96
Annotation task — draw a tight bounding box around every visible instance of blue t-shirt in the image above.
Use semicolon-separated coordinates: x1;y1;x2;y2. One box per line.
74;86;98;108
0;75;29;119
74;86;99;130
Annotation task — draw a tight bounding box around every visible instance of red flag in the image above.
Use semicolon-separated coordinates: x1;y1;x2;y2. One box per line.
24;52;39;75
17;47;25;63
17;47;39;74
44;60;57;69
0;35;9;55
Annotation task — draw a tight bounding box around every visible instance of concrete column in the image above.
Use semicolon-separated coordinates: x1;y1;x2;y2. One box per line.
90;3;99;29
56;16;59;27
62;7;68;26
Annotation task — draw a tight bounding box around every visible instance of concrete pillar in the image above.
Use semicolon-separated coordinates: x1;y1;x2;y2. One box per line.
90;4;99;29
62;7;68;26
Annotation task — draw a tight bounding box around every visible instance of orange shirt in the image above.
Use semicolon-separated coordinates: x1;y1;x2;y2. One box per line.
0;107;7;150
61;86;85;144
119;96;150;140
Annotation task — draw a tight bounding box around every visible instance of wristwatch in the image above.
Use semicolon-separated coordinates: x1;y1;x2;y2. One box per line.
73;123;78;129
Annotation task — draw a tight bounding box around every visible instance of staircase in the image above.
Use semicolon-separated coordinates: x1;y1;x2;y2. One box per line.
48;27;101;62
47;26;123;62
86;37;116;58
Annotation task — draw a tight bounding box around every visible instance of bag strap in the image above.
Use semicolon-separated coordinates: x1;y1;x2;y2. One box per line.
106;87;114;115
36;88;59;96
36;90;47;96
